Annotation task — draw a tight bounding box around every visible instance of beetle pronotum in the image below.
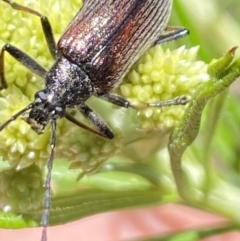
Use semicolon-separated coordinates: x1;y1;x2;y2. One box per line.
0;0;189;240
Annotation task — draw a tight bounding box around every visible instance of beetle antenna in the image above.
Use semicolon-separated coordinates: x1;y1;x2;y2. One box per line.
0;104;33;131
41;119;57;241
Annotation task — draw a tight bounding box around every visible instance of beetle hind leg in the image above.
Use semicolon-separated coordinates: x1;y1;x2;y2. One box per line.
154;26;189;45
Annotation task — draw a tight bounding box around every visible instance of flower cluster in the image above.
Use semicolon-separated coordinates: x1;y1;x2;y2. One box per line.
0;164;44;213
0;0;209;174
119;45;209;129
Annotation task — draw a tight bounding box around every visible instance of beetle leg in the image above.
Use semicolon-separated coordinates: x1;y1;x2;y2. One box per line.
130;96;189;110
65;112;110;139
100;93;131;108
0;44;47;89
154;26;189;45
2;0;58;59
100;93;188;110
74;93;187;139
78;103;114;139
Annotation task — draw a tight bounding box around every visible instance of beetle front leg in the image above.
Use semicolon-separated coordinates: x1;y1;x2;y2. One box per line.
78;103;114;139
65;112;112;139
2;0;58;59
0;44;47;89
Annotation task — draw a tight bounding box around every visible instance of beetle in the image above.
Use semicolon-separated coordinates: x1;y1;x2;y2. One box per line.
0;0;189;240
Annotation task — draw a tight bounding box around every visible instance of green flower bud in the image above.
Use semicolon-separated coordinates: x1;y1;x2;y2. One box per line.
0;164;44;213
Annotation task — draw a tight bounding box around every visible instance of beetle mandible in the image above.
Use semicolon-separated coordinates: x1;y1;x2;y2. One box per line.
0;0;189;240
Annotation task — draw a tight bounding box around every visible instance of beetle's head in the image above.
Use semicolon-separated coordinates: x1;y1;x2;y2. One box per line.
22;89;65;134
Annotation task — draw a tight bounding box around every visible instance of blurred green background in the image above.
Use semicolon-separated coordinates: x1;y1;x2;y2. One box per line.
172;0;240;62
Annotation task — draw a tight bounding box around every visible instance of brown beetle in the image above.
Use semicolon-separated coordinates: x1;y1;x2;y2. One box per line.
0;0;189;240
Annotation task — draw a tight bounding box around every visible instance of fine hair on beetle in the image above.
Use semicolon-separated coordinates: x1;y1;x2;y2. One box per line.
0;0;189;240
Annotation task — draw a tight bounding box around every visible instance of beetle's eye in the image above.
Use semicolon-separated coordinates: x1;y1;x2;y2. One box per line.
35;90;48;101
55;106;65;117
